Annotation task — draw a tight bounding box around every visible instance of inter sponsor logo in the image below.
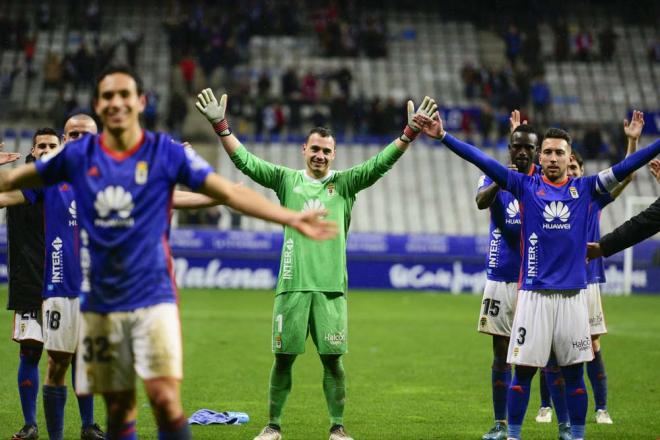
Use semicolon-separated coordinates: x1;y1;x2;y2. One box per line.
488;228;501;268
527;233;538;278
572;336;592;352
281;238;294;280
51;236;63;284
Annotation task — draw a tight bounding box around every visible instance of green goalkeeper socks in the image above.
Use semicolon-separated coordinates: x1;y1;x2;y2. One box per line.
268;354;296;426
320;355;346;426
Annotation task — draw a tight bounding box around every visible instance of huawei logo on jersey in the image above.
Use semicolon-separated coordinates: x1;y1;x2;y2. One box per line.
506;200;519;217
93;186;135;228
68;200;77;226
302;198;326;213
542;201;571;230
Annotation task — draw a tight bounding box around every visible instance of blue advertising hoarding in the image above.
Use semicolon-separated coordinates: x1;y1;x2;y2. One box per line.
0;227;658;294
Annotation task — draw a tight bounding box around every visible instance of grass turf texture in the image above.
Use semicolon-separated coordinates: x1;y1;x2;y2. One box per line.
0;288;659;439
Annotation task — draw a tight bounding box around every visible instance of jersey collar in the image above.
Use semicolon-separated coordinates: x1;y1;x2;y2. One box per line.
99;130;146;161
301;169;335;183
542;174;569;187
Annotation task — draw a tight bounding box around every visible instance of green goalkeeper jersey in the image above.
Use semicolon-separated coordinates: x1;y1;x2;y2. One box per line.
231;143;404;294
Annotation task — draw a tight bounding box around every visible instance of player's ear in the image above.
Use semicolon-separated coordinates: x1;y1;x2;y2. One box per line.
137;93;147;113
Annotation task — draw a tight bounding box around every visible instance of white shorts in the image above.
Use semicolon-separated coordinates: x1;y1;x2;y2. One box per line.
12;309;44;343
75;302;183;395
477;280;518;337
586;283;607;336
42;297;81;353
507;289;594;367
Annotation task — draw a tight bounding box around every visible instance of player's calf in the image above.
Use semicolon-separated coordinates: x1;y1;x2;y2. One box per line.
144;377;191;439
104;390;138;440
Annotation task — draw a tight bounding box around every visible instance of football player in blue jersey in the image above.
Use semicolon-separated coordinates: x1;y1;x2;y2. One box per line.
476;114;540;440
417;108;659;440
0;65;337;440
0;116;104;440
565;111;644;426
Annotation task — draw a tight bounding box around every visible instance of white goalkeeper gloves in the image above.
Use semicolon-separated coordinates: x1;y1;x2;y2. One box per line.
400;96;438;143
196;88;231;136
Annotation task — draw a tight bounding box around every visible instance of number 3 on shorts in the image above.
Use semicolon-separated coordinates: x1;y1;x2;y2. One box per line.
516;327;526;345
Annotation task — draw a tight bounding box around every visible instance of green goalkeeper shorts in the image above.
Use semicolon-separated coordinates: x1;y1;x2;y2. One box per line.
272;291;347;355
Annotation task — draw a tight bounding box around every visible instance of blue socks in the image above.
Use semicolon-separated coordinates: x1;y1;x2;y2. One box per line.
561;363;588;438
507;366;536;438
43;385;67;440
71;356;95;427
492;363;511;421
18;344;42;426
539;368;551;408
587;350;608;410
107;420;137;440
544;357;570;424
158;416;192;439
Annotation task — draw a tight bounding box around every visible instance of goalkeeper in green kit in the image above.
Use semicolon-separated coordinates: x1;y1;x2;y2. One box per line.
196;88;436;440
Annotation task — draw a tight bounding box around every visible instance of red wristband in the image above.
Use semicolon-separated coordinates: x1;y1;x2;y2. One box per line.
213;119;230;136
402;125;418;141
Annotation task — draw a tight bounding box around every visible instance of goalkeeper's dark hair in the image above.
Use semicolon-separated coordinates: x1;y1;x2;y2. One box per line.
544;127;572;146
512;123;538;137
571;150;584;167
307;127;336;146
94;65;144;99
32;127;58;146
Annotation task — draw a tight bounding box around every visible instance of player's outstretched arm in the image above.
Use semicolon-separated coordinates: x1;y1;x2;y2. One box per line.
610;110;644;198
195;88;242;156
598;136;660;193
198;172;337;240
0;163;43;192
0;190;27;208
172;190;221;209
417;111;511;188
0;142;21;166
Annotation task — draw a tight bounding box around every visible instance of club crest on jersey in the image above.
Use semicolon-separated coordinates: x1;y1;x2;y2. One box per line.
569;186;579;199
135;161;148;185
327;183;335;197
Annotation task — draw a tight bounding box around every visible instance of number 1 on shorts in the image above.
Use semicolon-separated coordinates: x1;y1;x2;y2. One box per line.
275;313;283;333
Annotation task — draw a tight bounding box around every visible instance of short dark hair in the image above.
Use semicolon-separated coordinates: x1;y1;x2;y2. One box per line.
94;65;144;99
544;127;572;146
571;150;584;167
306;127;335;146
33;127;58;146
510;124;539;145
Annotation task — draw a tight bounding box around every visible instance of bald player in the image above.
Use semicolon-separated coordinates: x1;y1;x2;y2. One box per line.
0;115;105;440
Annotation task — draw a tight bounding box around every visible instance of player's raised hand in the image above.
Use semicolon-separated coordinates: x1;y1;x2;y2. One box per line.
586;242;604;261
415;110;445;140
0;143;21;166
648;159;660;184
195;88;227;124
509;110;527;134
623;110;644;140
290;209;338;240
400;96;437;143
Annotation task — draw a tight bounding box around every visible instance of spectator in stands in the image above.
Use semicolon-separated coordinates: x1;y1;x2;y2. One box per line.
301;70;318;102
461;63;480;99
73;44;95;89
24;33;37;77
554;20;570;61
144;91;159;131
598;26;618;62
504;24;522;64
0;67;20;99
361;14;387;58
334;66;352;98
649;39;660;62
122;30;143;69
257;71;272;98
530;74;551;127
575;27;594;61
37;2;52;30
86;0;101;34
522;28;542;71
479;103;495;145
166;92;188;140
583;123;604;159
330;96;350;137
282;68;299;99
43;52;63;89
180;54;197;94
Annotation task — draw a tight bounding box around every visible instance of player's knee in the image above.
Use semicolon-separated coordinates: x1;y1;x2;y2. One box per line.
46;352;72;385
492;355;510;372
146;384;182;417
514;365;536;382
320;354;344;377
274;354;296;371
104;392;137;422
560;363;584;382
19;343;43;362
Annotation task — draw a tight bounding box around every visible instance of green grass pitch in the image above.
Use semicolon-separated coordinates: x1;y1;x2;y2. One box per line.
1;288;659;439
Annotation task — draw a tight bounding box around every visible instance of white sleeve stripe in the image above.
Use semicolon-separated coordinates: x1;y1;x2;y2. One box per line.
596;167;620;194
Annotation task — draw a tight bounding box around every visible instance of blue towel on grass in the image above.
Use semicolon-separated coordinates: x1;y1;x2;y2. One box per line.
188;409;250;425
